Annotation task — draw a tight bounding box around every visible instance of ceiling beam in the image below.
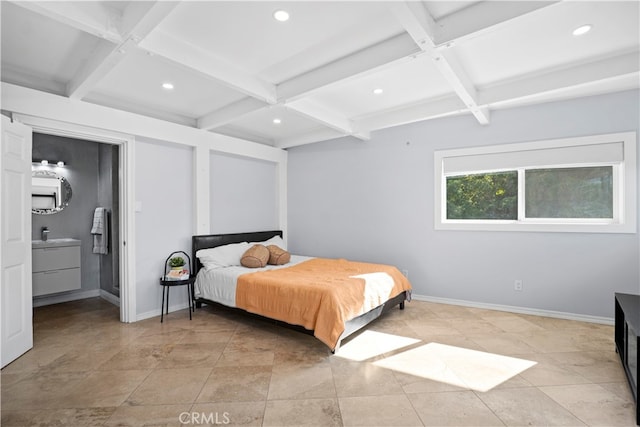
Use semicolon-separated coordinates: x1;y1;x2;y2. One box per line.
433;50;490;124
286;99;370;141
355;95;466;132
141;31;277;104
198;98;267;130
3;82;286;162
192;27;419;136
17;1;180;100
137;17;379;140
277;33;420;102
66;38;136;100
67;1;179;99
119;1;180;40
213;125;276;147
276;128;345;149
479;50;640;106
83;90;197;127
356;50;639;132
389;1;490;125
434;1;560;48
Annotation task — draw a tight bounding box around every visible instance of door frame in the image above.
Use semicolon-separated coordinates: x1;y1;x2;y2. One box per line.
13;114;136;323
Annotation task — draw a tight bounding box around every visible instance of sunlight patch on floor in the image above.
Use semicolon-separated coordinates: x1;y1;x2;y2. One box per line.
335;330;420;361
373;342;537;392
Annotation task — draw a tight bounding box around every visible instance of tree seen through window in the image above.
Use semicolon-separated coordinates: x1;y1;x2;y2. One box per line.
446;171;518;220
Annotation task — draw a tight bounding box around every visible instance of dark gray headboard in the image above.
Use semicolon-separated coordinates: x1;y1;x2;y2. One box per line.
191;230;283;273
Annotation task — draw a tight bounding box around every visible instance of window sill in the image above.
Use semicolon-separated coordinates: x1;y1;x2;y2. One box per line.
435;220;635;234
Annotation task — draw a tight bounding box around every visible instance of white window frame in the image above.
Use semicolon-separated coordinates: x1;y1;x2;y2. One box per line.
434;132;637;233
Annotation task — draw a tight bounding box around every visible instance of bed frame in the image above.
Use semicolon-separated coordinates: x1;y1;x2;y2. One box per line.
191;230;408;351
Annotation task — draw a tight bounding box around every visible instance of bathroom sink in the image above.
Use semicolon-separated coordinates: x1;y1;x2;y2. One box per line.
32;238;81;248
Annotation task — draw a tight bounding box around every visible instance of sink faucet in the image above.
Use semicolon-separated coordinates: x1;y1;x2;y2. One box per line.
41;227;49;241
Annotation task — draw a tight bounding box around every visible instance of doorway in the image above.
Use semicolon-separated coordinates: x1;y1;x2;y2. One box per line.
14;113;136;323
32;133;121;309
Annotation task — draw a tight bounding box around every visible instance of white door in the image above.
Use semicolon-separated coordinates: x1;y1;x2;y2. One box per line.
1;115;33;368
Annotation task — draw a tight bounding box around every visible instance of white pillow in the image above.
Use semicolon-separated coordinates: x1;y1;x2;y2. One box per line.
196;241;250;269
252;235;286;251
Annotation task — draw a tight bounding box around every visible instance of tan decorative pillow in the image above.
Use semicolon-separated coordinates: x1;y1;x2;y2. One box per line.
241;244;270;268
267;245;290;265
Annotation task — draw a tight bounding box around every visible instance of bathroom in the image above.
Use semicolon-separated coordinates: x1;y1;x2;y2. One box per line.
31;132;120;308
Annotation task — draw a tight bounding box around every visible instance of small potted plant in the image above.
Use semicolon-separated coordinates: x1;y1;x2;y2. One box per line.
169;256;186;270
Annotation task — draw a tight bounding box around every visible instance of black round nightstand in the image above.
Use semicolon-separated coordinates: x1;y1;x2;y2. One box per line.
159;250;195;323
159;275;195;323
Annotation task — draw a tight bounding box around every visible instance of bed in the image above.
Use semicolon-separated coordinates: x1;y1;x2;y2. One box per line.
191;230;412;352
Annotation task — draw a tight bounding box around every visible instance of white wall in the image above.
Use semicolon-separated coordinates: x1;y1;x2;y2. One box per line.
135;137;193;318
287;90;640;320
210;152;278;234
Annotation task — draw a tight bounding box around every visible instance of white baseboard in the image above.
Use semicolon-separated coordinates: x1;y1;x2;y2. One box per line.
134;293;614;325
411;293;614;325
137;295;614;325
32;289;101;307
100;290;120;307
136;301;191;322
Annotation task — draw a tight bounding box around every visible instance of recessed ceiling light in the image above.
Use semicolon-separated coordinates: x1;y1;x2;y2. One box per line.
273;10;289;22
373;88;384;95
572;24;592;36
273;118;282;125
162;82;174;90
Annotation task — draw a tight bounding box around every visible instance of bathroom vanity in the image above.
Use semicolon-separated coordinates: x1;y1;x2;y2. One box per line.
32;239;81;296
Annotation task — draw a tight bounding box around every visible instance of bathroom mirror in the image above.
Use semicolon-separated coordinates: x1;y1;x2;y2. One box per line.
32;169;72;215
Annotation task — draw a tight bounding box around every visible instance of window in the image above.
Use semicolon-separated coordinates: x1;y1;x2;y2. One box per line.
446;171;518;220
525;166;613;219
435;132;636;233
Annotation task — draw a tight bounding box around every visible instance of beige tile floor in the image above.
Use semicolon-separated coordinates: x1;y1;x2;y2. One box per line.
1;297;637;426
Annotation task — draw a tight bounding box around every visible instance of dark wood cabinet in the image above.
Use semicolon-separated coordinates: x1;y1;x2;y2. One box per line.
614;293;639;425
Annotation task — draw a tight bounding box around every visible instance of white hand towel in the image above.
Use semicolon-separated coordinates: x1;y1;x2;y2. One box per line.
91;207;104;235
92;208;109;255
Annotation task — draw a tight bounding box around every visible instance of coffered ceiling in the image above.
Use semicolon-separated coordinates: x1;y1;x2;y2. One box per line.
2;1;638;148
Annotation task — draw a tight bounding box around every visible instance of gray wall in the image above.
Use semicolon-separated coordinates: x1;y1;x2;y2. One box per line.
134;143;280;318
287;90;640;319
31;134;102;297
135;137;193;317
210;151;278;234
97;144;119;296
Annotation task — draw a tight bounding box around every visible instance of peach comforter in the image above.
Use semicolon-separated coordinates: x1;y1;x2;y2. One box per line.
236;258;412;349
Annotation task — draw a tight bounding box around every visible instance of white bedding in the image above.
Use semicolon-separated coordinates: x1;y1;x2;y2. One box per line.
193;255;313;308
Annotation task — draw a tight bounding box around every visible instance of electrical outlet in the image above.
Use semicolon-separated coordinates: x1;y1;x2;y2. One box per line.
401;269;409;278
514;280;523;291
